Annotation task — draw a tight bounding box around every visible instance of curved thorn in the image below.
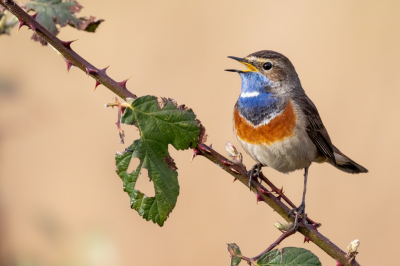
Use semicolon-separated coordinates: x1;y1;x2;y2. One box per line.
119;76;132;89
65;59;74;73
256;192;262;204
29;23;36;32
31;11;40;20
100;66;109;74
94;80;101;91
61;39;78;49
17;19;27;33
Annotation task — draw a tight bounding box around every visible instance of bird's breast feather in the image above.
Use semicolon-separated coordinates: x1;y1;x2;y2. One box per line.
234;101;297;145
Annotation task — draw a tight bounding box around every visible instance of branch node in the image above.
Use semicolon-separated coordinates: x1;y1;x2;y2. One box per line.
198;144;211;153
226;141;243;164
336;260;344;266
191;148;200;162
17;19;27;33
260;187;270;194
229;167;240;174
221;159;233;166
85;66;98;75
28;22;37;32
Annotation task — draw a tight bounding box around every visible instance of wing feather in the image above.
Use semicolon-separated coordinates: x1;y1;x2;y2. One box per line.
295;95;336;165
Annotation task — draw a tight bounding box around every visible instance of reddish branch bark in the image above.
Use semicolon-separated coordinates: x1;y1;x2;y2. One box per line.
0;1;360;265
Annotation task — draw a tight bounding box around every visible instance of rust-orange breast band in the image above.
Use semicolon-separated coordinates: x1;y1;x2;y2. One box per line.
234;101;297;145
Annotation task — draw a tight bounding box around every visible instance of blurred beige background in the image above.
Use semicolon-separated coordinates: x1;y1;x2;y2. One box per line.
1;0;399;265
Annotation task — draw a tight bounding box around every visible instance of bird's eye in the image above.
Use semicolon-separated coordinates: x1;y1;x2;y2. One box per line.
263;62;273;71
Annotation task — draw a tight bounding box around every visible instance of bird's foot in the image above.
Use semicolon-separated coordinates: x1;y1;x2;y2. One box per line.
247;163;262;190
288;202;307;229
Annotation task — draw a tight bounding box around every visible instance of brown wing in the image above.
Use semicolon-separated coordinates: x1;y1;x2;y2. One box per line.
296;96;337;165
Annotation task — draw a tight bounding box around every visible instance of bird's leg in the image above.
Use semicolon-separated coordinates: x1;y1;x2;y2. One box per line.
288;167;309;229
247;163;263;190
256;163;263;185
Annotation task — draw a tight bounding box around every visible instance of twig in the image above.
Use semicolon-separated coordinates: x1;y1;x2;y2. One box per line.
240;228;296;265
240;256;256;265
0;0;136;101
0;1;360;265
197;144;359;266
250;228;296;261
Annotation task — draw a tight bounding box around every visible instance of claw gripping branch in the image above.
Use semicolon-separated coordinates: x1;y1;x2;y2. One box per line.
0;0;361;264
195;142;359;266
94;67;109;90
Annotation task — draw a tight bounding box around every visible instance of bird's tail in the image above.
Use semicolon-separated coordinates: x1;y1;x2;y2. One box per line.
331;145;368;174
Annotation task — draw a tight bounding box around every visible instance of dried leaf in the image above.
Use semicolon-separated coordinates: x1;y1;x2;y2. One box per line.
68;16;104;32
25;0;103;45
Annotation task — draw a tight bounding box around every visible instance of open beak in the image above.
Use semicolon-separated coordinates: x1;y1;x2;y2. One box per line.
225;56;258;73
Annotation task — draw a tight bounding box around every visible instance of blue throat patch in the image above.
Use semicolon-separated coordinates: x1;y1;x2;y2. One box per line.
236;72;285;126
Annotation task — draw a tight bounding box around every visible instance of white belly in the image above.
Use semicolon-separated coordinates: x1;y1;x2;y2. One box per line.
236;127;318;173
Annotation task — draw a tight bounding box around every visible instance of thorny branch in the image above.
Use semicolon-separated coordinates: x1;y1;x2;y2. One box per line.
240;227;296;265
196;143;360;266
0;1;360;265
0;0;136;100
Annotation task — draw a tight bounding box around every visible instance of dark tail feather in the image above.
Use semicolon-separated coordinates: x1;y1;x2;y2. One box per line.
332;145;368;174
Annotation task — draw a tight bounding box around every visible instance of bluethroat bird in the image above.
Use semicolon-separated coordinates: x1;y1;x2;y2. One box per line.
226;50;368;228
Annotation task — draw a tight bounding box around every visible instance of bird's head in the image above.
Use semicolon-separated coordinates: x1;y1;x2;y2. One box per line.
226;50;300;96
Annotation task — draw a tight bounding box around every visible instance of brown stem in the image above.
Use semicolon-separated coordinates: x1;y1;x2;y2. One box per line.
197;144;359;266
0;1;359;265
241;228;296;265
240;256;256;265
0;0;136;101
250;228;296;261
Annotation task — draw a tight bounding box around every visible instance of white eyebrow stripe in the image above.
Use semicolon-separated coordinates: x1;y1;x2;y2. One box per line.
240;91;260;98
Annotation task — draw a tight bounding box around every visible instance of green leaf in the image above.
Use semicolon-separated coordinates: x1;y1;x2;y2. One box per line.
231;257;242;266
256;248;321;266
227;243;242;266
27;0;81;32
26;0;103;45
116;96;200;226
